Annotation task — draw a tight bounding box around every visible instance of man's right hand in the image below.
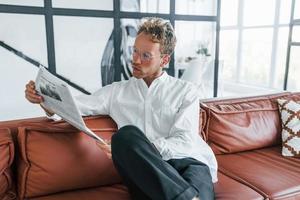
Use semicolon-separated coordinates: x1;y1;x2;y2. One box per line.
25;80;43;104
25;80;54;116
95;141;112;159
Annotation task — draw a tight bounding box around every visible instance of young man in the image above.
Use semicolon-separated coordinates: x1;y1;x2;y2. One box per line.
25;17;217;200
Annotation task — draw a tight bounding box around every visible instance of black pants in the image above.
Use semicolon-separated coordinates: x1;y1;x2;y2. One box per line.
111;125;214;200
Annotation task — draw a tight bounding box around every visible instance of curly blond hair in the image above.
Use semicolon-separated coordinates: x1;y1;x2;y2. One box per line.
137;17;177;55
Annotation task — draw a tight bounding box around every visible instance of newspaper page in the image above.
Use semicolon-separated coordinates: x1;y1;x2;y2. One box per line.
35;66;107;145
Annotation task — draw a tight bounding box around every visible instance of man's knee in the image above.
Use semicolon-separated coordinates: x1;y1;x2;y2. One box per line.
111;125;142;152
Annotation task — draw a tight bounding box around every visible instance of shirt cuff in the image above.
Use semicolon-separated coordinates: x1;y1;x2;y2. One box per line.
152;138;173;160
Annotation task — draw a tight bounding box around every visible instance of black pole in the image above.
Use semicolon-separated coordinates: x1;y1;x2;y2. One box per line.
168;0;176;77
284;0;295;90
213;0;221;97
44;0;56;74
113;0;122;81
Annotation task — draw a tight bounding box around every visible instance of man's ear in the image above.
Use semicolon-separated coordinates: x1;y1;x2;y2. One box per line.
160;55;170;67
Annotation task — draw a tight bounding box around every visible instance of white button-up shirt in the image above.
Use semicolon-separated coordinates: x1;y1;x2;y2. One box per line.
75;72;218;182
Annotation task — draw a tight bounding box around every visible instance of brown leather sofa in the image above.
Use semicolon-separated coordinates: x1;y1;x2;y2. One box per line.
1;92;300;200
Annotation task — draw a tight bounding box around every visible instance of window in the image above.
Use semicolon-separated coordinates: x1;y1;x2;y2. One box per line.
54;16;113;93
280;0;292;23
176;0;217;16
52;0;113;10
0;0;219;120
292;26;300;41
0;0;43;6
274;27;289;89
219;30;238;81
121;0;169;13
220;0;238;26
294;0;300;19
241;28;273;86
175;21;216;97
243;0;275;26
220;0;291;97
0;13;48;120
287;46;300;91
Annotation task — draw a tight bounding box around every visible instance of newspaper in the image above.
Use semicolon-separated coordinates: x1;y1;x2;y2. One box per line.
35;66;107;145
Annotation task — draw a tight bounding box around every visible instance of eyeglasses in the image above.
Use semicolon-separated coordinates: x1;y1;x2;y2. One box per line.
132;47;160;63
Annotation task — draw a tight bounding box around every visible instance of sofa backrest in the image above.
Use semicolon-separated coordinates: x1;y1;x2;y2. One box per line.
200;92;292;155
0;116;120;199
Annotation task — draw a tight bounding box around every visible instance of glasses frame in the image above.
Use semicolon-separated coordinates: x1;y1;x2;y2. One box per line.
132;47;164;63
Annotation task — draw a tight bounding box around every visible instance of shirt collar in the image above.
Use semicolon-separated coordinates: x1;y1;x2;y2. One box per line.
151;71;168;85
133;71;168;86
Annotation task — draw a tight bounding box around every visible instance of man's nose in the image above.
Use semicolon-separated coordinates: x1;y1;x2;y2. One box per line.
132;54;142;64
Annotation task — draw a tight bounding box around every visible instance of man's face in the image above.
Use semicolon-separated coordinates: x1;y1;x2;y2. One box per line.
132;32;169;80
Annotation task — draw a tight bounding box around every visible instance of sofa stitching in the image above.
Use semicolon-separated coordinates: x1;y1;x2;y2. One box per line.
3;170;11;193
8;129;15;167
7;141;13;190
23;127;31;199
202;94;292;114
218;149;300;199
18;127;30;200
205;107;211;144
1;144;10;194
217;170;265;199
254;148;300;168
201;92;291;105
207;107;280;115
0;129;16;200
218;167;269;199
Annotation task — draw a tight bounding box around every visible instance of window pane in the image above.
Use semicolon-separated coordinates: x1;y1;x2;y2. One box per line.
52;0;113;10
0;13;48;67
294;0;300;20
175;21;216;98
279;0;292;24
0;0;43;6
53;16;113;92
292;26;300;42
0;13;48;120
219;30;238;81
274;27;289;89
244;0;275;26
220;0;238;26
121;0;169;13
176;0;217;16
218;29;278;97
287;46;300;91
240;28;273;86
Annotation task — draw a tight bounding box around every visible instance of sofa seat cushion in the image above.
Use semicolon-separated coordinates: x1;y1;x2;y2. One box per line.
17;122;121;199
214;172;264;200
29;184;130;200
0;128;15;200
217;146;300;199
201;92;290;154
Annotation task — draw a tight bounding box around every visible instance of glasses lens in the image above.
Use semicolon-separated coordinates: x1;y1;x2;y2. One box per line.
142;52;152;62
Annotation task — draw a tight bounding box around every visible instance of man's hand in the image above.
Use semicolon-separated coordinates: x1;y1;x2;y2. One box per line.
95;140;112;159
25;80;43;104
25;80;54;116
